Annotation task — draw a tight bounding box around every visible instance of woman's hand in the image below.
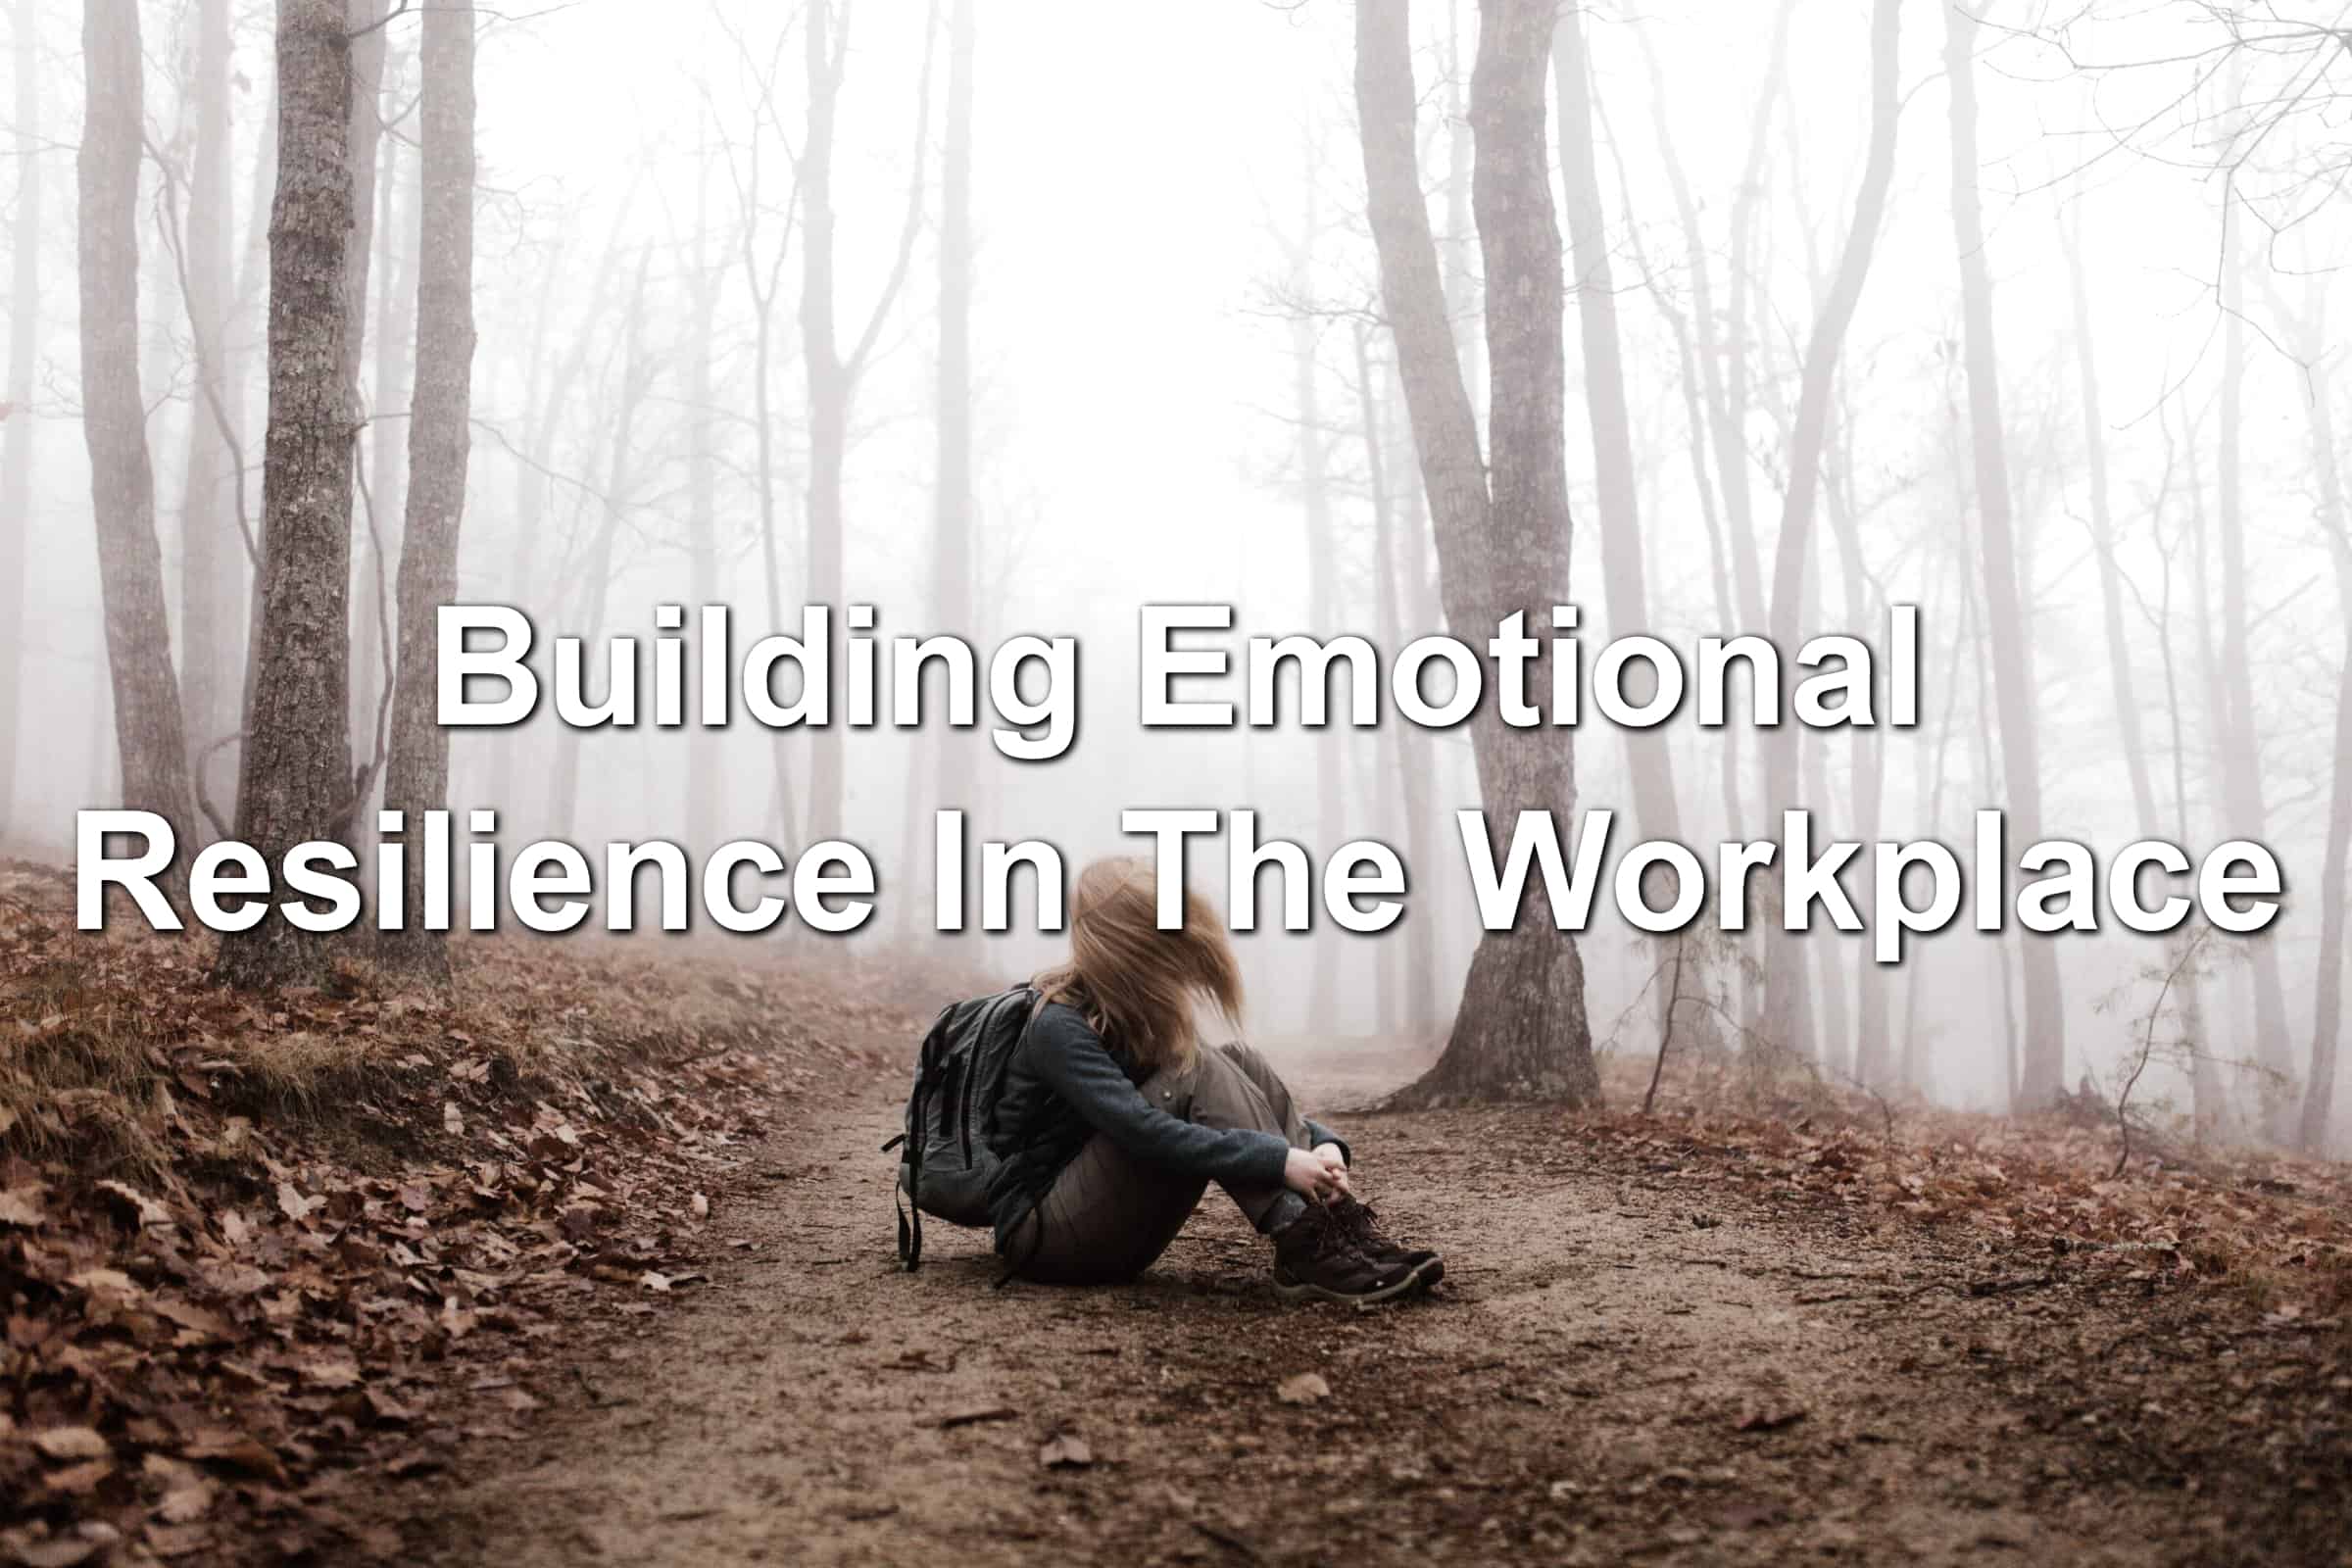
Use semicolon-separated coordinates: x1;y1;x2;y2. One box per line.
1312;1143;1354;1199
1284;1146;1350;1203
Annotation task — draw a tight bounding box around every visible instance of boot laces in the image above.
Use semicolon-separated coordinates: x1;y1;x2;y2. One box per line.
1334;1199;1394;1251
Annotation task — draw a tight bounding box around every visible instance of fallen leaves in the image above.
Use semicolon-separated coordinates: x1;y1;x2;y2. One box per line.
1733;1401;1807;1435
936;1405;1017;1430
94;1181;174;1231
0;860;928;1563
1275;1372;1332;1405
0;1186;44;1227
1038;1434;1094;1470
29;1429;110;1462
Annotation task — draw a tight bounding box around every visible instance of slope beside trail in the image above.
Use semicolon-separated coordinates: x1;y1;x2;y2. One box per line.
399;1035;2340;1568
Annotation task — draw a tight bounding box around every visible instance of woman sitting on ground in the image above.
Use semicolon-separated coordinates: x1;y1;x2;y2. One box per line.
986;856;1442;1302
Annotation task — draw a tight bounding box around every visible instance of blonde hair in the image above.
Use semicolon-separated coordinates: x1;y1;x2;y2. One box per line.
1034;857;1244;1072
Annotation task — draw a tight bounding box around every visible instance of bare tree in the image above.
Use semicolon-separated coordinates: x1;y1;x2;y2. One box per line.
1714;0;1797;639
931;0;976;844
356;59;417;773
2291;279;2349;1151
1552;5;1680;846
1939;0;2066;1102
77;0;199;876
1618;34;1743;832
1357;0;1597;1105
2063;196;2162;838
683;122;723;854
1758;0;1901;1060
216;0;364;988
1286;172;1342;1028
380;0;476;979
0;0;37;831
1354;324;1440;1039
800;0;936;838
176;0;243;819
548;250;656;842
2211;207;2295;1135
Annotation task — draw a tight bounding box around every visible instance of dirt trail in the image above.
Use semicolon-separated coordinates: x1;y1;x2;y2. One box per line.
404;1049;2315;1567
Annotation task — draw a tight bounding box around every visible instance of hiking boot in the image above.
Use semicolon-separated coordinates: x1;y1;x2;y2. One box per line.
1329;1195;1444;1289
1270;1204;1423;1306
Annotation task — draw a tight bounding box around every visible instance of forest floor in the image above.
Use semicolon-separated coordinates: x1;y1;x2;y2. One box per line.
4;858;2349;1567
402;1049;2352;1568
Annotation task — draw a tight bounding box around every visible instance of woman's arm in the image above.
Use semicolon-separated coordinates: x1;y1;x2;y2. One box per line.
1303;1119;1350;1166
1029;1009;1290;1190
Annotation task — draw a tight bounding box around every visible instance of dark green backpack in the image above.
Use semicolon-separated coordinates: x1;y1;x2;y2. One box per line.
885;986;1037;1269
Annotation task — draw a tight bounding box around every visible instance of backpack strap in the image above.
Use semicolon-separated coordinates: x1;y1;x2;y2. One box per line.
896;1169;922;1271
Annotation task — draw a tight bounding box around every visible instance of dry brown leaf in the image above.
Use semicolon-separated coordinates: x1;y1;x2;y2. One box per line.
363;1389;416;1426
182;1430;287;1484
145;1523;213;1560
30;1426;112;1461
302;1354;364;1389
42;1459;115;1495
0;1184;45;1227
1734;1401;1806;1434
154;1298;231;1341
67;1266;140;1298
97;1179;174;1229
1276;1372;1332;1405
1038;1434;1094;1469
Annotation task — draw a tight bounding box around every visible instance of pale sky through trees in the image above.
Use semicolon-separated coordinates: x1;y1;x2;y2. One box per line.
6;0;2351;1134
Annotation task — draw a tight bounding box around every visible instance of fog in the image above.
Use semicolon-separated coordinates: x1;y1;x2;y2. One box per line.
6;0;2350;1144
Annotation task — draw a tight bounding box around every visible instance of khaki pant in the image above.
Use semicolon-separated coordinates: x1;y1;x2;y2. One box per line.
1011;1041;1313;1285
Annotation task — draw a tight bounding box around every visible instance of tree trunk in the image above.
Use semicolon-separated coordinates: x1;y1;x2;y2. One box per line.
379;0;475;979
2213;213;2295;1136
1356;326;1441;1040
356;98;416;774
1713;0;1796;638
1552;5;1678;841
2064;199;2160;837
341;0;390;390
1289;186;1343;1026
931;0;975;821
216;0;362;988
1620;37;1742;837
2298;284;2350;1152
1758;0;1901;1058
685;130;722;855
2171;398;2229;1133
1816;397;1893;1084
548;251;653;843
1940;1;2065;1102
799;0;935;841
1356;0;1598;1106
77;0;199;880
1;0;37;830
177;0;242;819
802;0;847;840
2305;621;2352;1153
1439;0;1483;439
